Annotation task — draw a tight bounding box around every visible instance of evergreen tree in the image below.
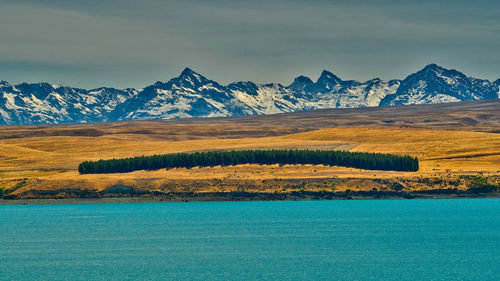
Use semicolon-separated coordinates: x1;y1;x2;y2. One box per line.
78;149;419;174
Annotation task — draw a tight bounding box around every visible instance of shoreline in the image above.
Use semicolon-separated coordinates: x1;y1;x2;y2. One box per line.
1;191;499;205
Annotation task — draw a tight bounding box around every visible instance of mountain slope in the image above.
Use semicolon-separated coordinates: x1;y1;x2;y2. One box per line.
111;68;246;120
0;64;498;125
0;82;136;124
380;64;498;106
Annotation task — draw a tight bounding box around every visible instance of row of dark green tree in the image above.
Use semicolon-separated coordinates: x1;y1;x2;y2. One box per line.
78;149;419;174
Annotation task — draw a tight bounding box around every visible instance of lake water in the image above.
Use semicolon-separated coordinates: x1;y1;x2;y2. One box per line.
1;199;499;280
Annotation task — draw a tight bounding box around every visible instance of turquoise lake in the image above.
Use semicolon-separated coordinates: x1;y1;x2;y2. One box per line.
1;199;499;280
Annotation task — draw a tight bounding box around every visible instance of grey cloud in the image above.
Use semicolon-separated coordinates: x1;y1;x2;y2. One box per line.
0;0;499;88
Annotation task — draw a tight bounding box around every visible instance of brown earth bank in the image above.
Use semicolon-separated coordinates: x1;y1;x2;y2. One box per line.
0;100;499;201
2;174;499;201
2;192;500;205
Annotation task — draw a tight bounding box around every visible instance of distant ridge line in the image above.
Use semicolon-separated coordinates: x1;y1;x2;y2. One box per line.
0;64;499;125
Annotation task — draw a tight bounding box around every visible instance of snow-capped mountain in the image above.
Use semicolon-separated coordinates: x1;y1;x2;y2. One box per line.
0;82;136;124
110;68;248;120
0;64;498;125
380;64;499;106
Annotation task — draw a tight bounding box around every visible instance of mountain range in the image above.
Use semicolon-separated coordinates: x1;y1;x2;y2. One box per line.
1;64;499;125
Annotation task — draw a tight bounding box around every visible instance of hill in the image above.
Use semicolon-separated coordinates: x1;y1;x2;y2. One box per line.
0;100;499;200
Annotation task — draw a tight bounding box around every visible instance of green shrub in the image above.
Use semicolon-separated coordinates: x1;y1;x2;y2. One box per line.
460;175;500;193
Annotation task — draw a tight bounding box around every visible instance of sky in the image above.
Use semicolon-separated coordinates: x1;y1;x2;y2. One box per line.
1;0;499;89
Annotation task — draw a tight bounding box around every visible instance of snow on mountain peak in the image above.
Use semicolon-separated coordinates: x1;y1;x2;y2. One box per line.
0;65;498;125
420;64;466;80
313;70;344;93
179;67;204;81
380;64;497;106
174;67;211;88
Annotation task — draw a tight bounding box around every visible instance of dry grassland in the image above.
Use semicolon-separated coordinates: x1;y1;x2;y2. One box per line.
1;99;500;198
0;124;499;198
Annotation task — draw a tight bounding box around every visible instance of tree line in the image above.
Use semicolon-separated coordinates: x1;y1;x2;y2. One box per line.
78;149;419;174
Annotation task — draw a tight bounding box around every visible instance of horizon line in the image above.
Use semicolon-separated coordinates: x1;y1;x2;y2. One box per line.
1;63;499;91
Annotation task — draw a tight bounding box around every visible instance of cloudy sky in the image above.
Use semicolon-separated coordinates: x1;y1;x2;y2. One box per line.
1;0;499;88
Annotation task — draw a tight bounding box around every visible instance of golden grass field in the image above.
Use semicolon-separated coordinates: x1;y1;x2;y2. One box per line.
1;100;499;198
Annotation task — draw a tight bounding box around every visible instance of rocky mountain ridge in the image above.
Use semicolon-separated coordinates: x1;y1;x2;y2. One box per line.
0;64;498;125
